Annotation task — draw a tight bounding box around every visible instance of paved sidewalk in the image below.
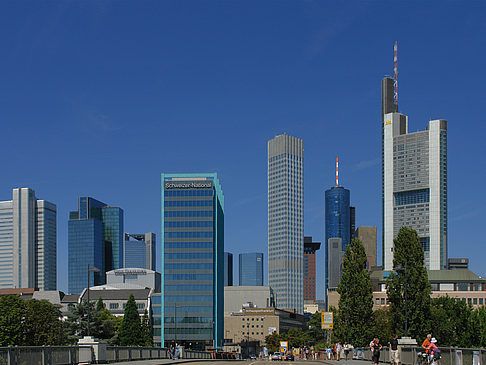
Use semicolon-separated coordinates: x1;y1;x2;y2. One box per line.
109;359;235;365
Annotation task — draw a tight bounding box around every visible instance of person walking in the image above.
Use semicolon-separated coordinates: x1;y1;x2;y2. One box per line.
390;334;399;365
343;342;350;361
371;338;383;365
336;342;342;361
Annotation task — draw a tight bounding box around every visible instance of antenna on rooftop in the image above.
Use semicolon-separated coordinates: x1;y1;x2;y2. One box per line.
336;157;339;186
394;41;398;108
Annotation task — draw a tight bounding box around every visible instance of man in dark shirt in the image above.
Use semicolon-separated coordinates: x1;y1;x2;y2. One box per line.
390;334;399;365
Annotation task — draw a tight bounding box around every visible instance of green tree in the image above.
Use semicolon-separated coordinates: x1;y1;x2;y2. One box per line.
93;297;118;341
118;294;142;346
24;299;66;345
306;312;325;345
373;308;393;344
0;295;26;346
64;300;96;343
335;238;374;346
141;309;153;346
265;331;280;353
386;227;431;340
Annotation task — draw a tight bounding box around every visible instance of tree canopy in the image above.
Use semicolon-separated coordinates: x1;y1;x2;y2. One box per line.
386;226;431;339
118;294;143;346
335;238;374;346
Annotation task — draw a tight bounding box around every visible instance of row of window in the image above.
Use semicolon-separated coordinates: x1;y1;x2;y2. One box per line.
165;190;213;197
164;211;213;217
164;200;213;207
165;242;213;249
164;232;213;238
108;302;145;310
164;253;213;259
164;328;212;335
165;263;213;270
164;284;212;291
165;221;213;228
160;306;213;313
164;295;213;302
165;274;213;280
164;316;213;323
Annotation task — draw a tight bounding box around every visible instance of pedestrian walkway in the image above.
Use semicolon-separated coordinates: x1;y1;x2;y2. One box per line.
109;358;233;365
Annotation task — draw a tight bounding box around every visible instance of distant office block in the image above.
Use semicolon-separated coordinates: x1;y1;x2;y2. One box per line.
239;253;263;286
68;197;123;294
123;232;156;271
268;134;304;313
224;252;233;286
356;227;377;269
0;188;57;290
162;173;224;350
304;237;321;301
328;238;343;290
350;206;356;240
447;258;469;270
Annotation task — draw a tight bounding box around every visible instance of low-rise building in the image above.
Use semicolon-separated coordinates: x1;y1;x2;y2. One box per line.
328;268;486;310
224;307;306;355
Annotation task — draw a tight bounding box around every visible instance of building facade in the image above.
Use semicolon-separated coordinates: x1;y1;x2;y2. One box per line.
123;232;156;271
68;197;124;294
268;134;304;313
239;253;263;286
383;108;447;270
324;185;351;304
0;188;56;290
224;286;275;313
224;252;233;286
162;173;224;349
303;237;320;301
355;226;377;270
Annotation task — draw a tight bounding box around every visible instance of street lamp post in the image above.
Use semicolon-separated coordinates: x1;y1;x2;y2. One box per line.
87;264;100;337
395;263;408;337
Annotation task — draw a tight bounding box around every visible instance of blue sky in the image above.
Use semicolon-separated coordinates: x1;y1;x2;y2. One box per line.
1;1;485;296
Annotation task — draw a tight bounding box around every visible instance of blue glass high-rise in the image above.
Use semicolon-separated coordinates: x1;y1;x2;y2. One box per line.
239;253;263;286
68;197;124;294
162;173;224;350
324;185;350;307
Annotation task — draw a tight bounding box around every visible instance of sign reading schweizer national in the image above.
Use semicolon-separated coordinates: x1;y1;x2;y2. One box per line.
165;180;213;189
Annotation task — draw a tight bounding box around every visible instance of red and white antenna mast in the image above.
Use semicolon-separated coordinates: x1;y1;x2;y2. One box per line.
336;157;339;186
394;41;398;107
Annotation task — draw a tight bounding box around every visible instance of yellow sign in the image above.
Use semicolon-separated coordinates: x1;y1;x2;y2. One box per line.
280;341;288;354
385;120;391;125
321;312;333;329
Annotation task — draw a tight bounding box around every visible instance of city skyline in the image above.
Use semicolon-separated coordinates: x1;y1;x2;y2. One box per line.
1;1;485;297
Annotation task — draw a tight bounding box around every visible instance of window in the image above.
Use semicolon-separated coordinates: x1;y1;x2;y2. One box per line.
109;303;119;310
473;298;478;305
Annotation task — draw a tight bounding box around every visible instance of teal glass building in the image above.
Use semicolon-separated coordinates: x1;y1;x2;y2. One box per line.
161;173;224;350
68;197;124;294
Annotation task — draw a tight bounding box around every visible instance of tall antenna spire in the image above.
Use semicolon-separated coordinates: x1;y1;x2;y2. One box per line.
394;41;398;107
336;157;339;186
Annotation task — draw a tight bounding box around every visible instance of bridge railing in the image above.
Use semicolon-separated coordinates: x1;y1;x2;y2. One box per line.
0;345;210;364
353;346;486;365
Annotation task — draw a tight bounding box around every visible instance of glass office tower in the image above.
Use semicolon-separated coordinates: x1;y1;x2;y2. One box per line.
68;197;124;294
0;188;57;290
224;252;233;286
324;185;351;306
239;253;263;286
268;134;304;314
123;232;156;270
162;173;224;349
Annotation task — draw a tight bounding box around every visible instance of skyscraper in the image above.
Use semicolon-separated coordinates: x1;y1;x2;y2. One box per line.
224;252;233;286
162;173;224;349
324;166;353;304
239;253;263;286
303;237;320;301
68;197;124;294
123;232;156;270
382;109;447;270
0;188;57;290
268;134;304;313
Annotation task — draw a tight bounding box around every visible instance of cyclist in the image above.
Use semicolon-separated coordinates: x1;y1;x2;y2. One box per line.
427;338;440;364
422;334;432;353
